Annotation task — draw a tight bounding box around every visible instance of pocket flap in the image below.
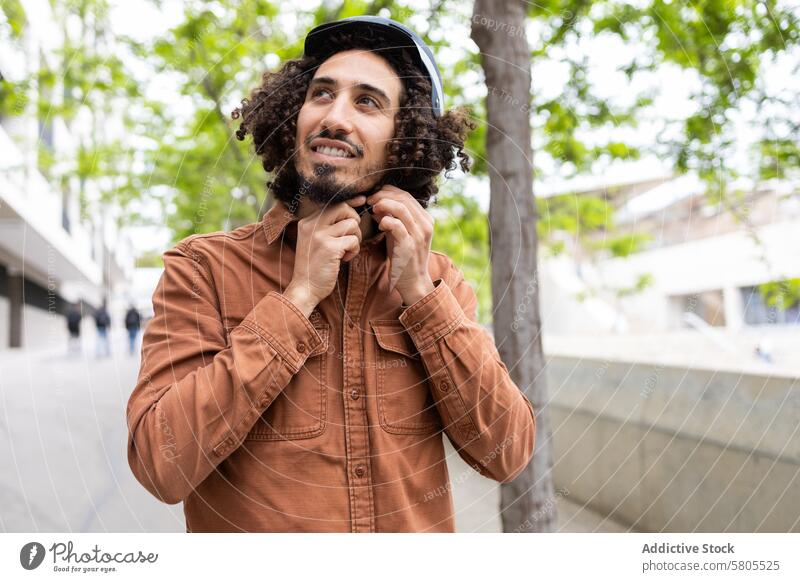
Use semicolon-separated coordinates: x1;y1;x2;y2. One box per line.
370;320;419;358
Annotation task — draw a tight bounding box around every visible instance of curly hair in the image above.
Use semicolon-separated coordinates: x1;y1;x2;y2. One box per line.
231;26;476;210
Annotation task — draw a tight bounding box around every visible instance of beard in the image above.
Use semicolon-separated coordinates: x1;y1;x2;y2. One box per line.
296;158;386;208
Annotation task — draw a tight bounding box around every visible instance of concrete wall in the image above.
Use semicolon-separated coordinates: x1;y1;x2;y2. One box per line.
547;355;800;532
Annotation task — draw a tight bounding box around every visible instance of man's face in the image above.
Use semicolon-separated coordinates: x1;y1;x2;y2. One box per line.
294;49;402;206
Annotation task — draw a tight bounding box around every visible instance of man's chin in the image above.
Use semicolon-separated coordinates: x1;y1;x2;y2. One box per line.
298;169;377;207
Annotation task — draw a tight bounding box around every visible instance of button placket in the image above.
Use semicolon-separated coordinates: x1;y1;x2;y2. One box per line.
341;254;375;531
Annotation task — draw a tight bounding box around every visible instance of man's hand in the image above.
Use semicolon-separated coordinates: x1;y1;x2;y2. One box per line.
367;185;435;306
284;196;366;317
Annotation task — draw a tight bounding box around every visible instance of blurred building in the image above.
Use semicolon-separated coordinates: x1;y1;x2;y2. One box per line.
0;0;134;349
537;173;800;532
539;172;800;374
540;173;800;333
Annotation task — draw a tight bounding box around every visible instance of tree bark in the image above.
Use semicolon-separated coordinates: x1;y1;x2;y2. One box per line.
471;0;555;532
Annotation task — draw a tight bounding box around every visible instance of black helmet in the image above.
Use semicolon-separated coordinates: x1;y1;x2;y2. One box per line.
304;16;445;117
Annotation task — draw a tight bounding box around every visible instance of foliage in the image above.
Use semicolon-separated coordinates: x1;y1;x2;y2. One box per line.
2;0;797;313
528;0;800;187
537;192;651;258
758;278;800;310
431;183;491;323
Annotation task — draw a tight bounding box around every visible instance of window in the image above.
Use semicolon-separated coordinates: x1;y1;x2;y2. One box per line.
741;285;800;326
670;290;726;328
61;184;71;234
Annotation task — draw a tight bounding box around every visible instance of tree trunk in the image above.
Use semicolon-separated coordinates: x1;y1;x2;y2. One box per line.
471;0;555;532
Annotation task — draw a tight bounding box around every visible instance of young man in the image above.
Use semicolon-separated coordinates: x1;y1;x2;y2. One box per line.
126;16;535;533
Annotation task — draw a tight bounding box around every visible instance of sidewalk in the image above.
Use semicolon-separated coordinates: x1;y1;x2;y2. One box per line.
0;334;184;532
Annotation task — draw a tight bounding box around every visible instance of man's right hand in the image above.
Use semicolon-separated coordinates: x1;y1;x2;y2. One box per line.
283;196;366;317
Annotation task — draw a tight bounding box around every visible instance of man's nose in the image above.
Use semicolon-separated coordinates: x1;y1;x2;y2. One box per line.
320;93;355;135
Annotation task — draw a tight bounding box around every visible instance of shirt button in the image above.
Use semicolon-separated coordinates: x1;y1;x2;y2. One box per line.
349;388;360;400
439;380;450;393
348;319;355;329
413;323;422;332
296;341;306;353
354;464;367;478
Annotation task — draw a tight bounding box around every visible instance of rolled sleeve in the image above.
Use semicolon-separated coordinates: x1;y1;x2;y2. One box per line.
398;278;465;350
126;242;328;504
397;263;535;483
241;291;325;373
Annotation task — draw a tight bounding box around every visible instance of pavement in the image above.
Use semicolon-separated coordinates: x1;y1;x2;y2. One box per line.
0;331;626;533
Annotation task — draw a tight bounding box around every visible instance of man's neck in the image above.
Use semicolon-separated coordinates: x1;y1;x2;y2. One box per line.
296;198;378;242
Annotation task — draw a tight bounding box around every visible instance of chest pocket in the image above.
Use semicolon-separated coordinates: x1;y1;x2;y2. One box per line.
370;320;441;435
246;322;330;441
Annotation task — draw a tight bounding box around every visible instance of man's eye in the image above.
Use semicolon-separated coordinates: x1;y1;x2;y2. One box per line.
358;95;379;108
310;89;378;109
312;88;333;99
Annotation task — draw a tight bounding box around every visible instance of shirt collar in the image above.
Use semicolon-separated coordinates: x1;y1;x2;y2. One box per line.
262;199;299;245
262;199;387;249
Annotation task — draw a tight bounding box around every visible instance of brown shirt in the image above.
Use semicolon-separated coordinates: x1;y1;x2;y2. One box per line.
126;199;536;532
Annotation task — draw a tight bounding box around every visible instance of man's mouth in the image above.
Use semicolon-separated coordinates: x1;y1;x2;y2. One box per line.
311;145;357;160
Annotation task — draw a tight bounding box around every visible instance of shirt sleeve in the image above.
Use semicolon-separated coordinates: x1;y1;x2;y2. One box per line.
125;239;324;504
398;261;536;483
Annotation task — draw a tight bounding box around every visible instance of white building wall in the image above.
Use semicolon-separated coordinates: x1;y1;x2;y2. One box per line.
0;0;135;350
540;218;800;334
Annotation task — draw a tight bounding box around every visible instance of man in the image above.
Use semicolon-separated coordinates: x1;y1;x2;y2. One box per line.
126;16;535;533
94;300;111;359
124;305;142;356
66;302;82;356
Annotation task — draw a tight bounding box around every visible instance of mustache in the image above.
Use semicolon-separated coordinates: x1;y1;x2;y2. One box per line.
306;130;363;157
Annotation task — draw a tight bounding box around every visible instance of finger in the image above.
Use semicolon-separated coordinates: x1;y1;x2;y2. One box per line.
342;248;360;262
367;184;414;204
327;217;362;239
378;215;412;290
344;195;367;208
366;187;397;207
371;198;420;239
332;220;362;262
368;187;430;228
335;234;361;261
378;214;413;275
319;201;360;226
378;214;410;238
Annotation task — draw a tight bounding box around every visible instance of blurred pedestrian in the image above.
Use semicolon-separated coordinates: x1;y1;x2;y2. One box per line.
754;335;773;364
94;301;111;358
125;305;142;356
66;302;82;356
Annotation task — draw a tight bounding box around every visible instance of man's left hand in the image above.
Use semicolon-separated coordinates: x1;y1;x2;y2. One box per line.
367;185;435;306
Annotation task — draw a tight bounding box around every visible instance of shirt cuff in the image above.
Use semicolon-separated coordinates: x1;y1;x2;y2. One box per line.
238;291;325;373
398;278;465;350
